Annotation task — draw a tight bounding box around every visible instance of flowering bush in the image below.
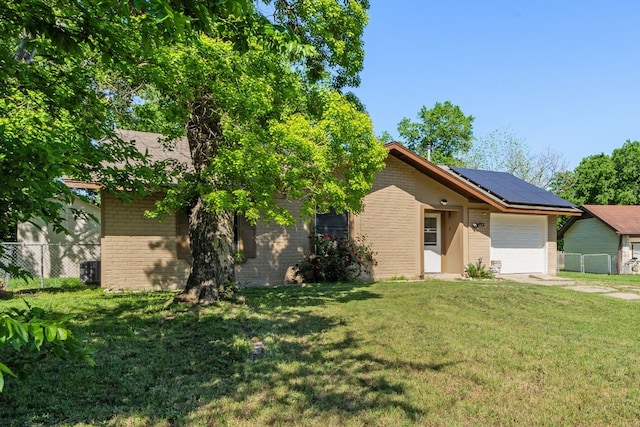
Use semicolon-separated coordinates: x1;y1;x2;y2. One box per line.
296;234;377;283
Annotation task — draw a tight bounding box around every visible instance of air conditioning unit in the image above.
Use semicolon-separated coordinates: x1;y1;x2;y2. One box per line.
80;260;100;285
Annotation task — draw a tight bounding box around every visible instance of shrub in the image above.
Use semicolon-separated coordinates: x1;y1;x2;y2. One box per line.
465;259;494;279
296;234;377;283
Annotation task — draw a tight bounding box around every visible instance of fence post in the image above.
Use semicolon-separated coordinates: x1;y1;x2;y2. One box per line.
39;244;45;288
580;254;584;274
608;255;612;275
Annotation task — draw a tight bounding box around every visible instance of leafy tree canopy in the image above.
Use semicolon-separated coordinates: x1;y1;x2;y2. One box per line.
462;128;567;189
397;101;474;165
550;140;640;206
2;0;384;304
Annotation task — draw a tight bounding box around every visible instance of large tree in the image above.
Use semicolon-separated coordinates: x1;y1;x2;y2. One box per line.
462;128;568;189
2;1;386;302
131;3;385;303
552;140;640;206
0;0;257;270
397;101;474;164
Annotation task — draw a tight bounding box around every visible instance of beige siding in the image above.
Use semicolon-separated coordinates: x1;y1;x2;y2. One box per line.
17;199;101;278
101;192;189;290
101;153;564;288
235;201;310;286
467;209;490;266
353;156;468;280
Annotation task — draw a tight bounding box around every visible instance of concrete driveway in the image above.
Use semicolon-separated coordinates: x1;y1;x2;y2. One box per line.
499;274;640;300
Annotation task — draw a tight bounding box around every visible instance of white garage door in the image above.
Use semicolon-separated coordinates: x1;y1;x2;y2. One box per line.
490;214;547;274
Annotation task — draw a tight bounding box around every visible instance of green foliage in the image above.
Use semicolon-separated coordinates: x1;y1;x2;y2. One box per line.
462;128;567;189
296;234;377;283
143;36;387;226
397;100;474;165
3;0;381;301
0;301;95;392
464;259;494;279
551;140;640;206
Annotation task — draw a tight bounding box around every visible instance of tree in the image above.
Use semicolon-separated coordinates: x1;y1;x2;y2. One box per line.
462;128;568;189
2;1;385;305
397;101;474;164
553;140;640;206
100;1;383;303
0;0;254;270
612;140;640;204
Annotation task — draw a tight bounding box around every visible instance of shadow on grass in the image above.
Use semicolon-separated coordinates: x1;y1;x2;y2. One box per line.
242;281;382;308
0;282;425;426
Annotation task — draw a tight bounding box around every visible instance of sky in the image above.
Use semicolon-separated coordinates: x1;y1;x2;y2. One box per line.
352;1;640;169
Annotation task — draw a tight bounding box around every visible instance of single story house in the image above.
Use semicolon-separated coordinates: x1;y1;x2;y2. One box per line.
559;205;640;274
84;130;580;290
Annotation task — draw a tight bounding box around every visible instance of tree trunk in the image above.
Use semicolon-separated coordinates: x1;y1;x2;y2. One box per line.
177;96;235;304
179;199;234;304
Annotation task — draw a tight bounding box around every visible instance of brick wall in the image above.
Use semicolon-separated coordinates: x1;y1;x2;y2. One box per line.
467;208;491;266
101;192;189;290
235;200;310;286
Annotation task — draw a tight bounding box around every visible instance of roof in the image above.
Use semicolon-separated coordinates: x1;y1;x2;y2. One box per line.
385;142;580;216
579;205;640;236
448;167;575;208
65;133;580;216
63;130;192;189
115;129;192;166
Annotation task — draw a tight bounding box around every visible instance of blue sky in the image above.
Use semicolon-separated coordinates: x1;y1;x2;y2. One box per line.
352;1;640;168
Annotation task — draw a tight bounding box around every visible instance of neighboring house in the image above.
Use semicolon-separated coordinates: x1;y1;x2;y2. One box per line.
91;130;579;290
15;198;100;278
559;205;640;274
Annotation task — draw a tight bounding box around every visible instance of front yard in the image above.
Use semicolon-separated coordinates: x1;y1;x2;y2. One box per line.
1;278;640;426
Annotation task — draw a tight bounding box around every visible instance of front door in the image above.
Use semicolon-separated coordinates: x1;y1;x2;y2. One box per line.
424;213;441;273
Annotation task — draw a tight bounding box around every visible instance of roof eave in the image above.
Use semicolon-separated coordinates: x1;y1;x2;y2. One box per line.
63;179;102;190
385;143;580;215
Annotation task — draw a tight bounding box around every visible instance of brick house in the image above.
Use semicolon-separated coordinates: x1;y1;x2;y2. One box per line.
86;130;580;290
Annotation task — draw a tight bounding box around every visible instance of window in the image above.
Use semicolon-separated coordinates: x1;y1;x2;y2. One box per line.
632;242;640;260
315;208;349;238
424;217;437;246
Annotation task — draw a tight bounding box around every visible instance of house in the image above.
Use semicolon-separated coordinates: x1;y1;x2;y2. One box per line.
559;205;640;274
15;197;100;278
90;130;580;290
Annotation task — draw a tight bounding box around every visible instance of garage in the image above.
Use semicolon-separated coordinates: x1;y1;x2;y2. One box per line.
490;213;547;274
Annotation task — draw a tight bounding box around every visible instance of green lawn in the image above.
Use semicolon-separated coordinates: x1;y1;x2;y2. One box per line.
1;279;640;426
559;271;640;286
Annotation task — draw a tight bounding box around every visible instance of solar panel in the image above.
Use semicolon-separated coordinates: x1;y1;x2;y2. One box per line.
449;167;575;208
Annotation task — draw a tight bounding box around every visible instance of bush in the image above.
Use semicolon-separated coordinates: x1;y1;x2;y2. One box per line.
296;234;377;283
465;259;494;279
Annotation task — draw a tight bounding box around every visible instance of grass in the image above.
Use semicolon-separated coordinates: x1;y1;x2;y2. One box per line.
559;271;640;285
1;279;640;426
558;271;640;295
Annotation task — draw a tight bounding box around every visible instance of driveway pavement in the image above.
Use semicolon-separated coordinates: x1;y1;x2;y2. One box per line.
498;274;640;300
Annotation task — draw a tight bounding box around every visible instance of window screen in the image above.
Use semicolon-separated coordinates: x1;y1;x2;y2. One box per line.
315;209;349;238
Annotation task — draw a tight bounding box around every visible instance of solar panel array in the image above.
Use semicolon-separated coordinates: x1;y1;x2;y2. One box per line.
449;167;575;208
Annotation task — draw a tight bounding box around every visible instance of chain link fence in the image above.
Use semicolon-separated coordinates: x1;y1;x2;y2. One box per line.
558;251;617;274
1;242;100;288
